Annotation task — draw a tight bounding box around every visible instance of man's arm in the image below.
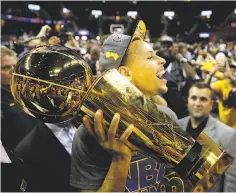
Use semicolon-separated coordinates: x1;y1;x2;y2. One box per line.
181;59;196;80
70;111;134;192
83;111;133;192
204;65;219;85
97;156;131;192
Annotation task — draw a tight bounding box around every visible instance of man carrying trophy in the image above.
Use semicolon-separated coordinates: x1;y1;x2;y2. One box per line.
69;21;234;192
70;21;181;192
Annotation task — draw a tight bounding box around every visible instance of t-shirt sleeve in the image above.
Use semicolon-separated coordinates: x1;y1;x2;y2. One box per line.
70;124;112;190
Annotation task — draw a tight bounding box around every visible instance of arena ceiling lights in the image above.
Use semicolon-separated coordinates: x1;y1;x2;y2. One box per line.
201;10;212;18
62;8;70;14
91;10;102;18
28;4;40;11
164;11;175;20
199;32;210;38
127;11;138;19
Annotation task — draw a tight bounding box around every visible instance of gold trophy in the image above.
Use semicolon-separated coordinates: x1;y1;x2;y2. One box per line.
79;68;233;192
11;45;94;123
11;21;233;192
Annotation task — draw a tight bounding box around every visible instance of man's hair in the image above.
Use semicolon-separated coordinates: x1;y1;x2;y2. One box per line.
190;82;214;100
0;46;16;57
90;45;101;55
178;42;187;50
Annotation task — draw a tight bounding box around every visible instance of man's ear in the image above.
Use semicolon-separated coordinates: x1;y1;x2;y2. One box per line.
118;66;132;81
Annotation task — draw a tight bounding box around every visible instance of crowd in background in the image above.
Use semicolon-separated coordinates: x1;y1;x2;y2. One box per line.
4;24;236;123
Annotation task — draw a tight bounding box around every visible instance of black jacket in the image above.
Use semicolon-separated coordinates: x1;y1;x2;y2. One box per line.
1;88;39;149
1;147;35;192
15;121;76;192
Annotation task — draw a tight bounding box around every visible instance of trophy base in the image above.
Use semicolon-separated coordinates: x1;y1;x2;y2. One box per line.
192;151;233;192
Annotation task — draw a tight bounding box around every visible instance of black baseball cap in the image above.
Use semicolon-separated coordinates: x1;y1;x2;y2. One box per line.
99;20;146;73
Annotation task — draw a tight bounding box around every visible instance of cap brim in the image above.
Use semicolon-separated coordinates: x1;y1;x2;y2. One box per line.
119;20;147;66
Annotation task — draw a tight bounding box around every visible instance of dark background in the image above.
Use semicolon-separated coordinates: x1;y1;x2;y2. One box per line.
1;1;236;38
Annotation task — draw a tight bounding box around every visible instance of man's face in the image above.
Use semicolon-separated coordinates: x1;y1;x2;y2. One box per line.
126;40;167;96
180;47;187;54
216;55;226;72
1;55;17;86
200;49;207;57
188;87;213;119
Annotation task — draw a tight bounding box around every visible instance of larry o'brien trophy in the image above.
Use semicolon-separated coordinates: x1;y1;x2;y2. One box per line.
80;68;233;192
11;25;233;192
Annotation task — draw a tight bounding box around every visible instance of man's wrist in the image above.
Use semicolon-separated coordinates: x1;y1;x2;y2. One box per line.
112;153;132;164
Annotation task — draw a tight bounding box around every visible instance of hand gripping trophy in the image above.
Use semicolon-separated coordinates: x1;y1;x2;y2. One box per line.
11;21;233;192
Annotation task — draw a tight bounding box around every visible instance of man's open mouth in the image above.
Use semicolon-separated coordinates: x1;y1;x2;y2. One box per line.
156;70;165;79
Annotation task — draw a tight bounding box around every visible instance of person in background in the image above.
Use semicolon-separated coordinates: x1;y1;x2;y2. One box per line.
178;42;192;62
1;46;38;149
18;25;59;59
14;46;84;192
85;45;100;76
178;82;236;191
206;62;236;129
196;46;216;67
64;32;80;50
157;37;196;118
201;52;228;82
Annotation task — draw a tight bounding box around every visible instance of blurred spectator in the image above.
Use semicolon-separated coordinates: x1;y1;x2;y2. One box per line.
27;25;51;48
202;52;227;82
18;25;52;58
86;45;101;76
196;47;216;67
226;42;236;59
13;48;81;192
206;62;236;129
208;42;218;56
83;40;96;60
64;32;80;50
1;46;39;149
157;37;195;118
48;36;61;45
178;42;192;62
218;43;227;53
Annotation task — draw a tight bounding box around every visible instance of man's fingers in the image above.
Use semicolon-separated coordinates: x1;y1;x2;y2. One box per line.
100;110;107;131
83;115;95;137
120;124;134;142
102;118;106;131
108;113;120;145
94;110;106;141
